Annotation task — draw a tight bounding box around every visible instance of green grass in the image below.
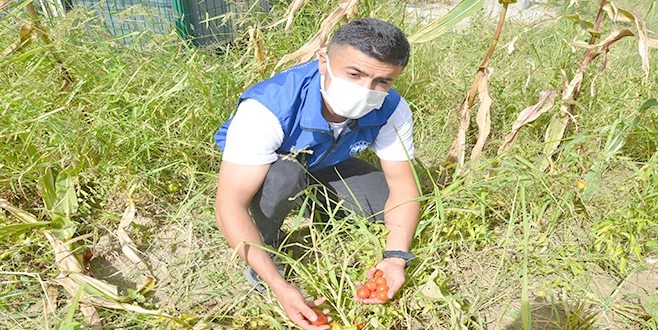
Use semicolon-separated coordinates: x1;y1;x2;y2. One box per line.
1;0;657;329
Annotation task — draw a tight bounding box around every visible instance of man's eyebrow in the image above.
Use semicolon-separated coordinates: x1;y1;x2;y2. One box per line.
345;65;394;82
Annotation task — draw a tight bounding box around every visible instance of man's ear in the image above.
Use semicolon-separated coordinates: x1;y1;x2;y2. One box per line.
317;51;328;76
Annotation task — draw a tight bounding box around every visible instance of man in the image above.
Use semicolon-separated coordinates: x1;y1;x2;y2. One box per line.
214;18;420;329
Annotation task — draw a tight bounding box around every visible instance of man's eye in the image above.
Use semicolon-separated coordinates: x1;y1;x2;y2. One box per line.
348;72;360;78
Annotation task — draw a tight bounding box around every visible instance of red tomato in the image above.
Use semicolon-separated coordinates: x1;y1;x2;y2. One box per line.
365;280;377;291
312;309;327;326
374;277;387;287
374;290;388;301
373;269;384;278
356;287;371;299
376;285;388;292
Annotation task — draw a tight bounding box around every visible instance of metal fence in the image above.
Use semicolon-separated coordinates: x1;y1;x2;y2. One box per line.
68;0;270;46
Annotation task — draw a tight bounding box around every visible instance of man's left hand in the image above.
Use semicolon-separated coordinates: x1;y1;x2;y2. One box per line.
354;257;406;304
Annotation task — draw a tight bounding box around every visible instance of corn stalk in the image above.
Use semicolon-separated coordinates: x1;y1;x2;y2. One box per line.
540;0;655;170
443;0;515;180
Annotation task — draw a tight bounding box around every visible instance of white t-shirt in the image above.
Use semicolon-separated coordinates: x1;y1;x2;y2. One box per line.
222;98;415;165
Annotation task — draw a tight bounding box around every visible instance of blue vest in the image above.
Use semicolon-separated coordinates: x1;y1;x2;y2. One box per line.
214;60;401;171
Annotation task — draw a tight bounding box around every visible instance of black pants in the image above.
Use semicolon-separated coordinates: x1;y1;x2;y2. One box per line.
248;157;389;246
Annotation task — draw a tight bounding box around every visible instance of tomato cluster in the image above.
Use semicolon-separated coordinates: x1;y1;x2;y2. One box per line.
355;269;388;302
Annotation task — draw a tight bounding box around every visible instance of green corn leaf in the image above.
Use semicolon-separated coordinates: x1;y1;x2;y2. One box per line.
408;0;484;44
39;166;79;241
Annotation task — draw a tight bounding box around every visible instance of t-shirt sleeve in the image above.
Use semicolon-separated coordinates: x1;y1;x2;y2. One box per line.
371;98;415;161
221;98;284;165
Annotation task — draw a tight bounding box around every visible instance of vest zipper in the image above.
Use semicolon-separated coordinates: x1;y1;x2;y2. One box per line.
309;130;338;169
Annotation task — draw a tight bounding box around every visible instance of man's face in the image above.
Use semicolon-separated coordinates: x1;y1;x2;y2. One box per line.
317;45;404;93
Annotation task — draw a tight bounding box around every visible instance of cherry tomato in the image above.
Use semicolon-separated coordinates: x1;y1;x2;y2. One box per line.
365;280;377;291
356;322;365;330
356;287;371;299
374;290;388;301
83;249;93;262
373;269;384;278
312;309;328;326
374;277;387;287
376;285;388;292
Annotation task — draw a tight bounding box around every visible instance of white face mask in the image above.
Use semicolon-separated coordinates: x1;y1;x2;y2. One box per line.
320;57;389;119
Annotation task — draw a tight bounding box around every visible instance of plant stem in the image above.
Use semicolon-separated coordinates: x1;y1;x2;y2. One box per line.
479;2;509;70
568;0;607;149
582;0;608;68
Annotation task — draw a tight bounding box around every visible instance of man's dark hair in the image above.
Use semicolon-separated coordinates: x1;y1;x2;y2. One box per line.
329;18;410;67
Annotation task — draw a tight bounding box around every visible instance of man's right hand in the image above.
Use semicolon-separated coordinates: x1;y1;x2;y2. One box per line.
273;283;330;330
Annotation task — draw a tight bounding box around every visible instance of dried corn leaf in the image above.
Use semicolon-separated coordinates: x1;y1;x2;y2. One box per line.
285;0;307;31
68;273;121;300
1;199;164;323
543;70;583;157
635;18;650;78
1;23;37;56
274;0;358;71
0;0;11;10
420;269;442;300
43;232;101;326
249;26;267;74
446;70;484;167
0;198;38;223
601;4;650;78
347;0;358;19
470;70;492;161
118;200;156;292
44;284;58;316
499;89;558;153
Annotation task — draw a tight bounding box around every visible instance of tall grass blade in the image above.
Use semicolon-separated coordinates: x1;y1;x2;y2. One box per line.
581;98;657;201
408;0;484;44
519;184;531;330
57;285;84;330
